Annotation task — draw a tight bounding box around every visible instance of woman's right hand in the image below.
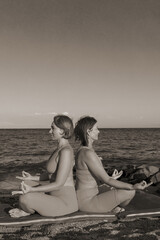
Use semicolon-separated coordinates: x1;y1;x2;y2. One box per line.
112;169;123;180
21;181;33;194
16;171;33;181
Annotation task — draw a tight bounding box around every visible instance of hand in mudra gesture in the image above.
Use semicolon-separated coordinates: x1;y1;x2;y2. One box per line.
134;180;153;190
21;181;33;194
112;169;123;180
16;171;33;181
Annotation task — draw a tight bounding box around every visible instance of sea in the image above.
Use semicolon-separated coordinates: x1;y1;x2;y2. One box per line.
0;128;160;168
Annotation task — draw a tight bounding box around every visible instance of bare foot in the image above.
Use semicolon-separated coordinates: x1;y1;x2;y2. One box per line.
112;206;125;214
11;191;23;195
9;208;31;218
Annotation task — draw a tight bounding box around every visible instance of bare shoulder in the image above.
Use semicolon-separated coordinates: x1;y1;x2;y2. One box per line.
59;145;73;159
79;148;97;162
81;147;95;155
61;145;73;153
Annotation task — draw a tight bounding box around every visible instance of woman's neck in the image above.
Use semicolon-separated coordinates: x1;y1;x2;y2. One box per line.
88;138;93;149
57;138;69;148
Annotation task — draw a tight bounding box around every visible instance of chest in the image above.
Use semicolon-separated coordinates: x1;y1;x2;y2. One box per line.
46;150;59;174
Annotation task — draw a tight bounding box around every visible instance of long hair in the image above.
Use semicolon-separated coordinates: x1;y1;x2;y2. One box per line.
74;116;97;146
54;115;74;139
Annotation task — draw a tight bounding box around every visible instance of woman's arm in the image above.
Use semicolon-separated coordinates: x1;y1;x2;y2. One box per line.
16;171;40;181
21;148;72;193
16;171;50;182
84;150;147;190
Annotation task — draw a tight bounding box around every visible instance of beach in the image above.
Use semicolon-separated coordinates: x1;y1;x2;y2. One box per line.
1;160;160;240
1;216;160;240
0;128;160;239
1;0;160;238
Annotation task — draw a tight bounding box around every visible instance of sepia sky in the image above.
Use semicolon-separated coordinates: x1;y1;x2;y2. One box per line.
0;0;160;128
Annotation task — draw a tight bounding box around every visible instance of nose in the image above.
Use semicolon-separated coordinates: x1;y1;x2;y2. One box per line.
49;128;52;134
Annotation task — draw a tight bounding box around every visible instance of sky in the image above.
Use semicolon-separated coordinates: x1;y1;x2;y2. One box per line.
0;0;160;128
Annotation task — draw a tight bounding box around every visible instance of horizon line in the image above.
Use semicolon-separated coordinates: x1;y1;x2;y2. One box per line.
0;127;160;130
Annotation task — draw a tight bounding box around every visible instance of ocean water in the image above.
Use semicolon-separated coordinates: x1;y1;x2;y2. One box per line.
0;128;160;168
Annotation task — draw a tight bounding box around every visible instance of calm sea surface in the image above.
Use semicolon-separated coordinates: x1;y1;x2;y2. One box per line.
0;128;160;167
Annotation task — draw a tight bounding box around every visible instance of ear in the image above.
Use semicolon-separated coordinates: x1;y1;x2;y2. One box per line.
87;129;91;136
60;129;64;136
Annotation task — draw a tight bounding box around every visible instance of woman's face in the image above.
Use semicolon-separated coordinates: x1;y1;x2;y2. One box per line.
49;122;63;140
88;123;100;141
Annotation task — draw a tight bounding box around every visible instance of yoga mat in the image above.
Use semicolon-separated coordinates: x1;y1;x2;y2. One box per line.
0;191;160;226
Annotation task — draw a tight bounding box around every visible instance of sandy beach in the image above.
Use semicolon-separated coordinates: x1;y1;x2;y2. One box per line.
1;161;160;240
0;216;160;240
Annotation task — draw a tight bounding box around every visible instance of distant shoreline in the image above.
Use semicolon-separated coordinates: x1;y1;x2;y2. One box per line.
1;127;160;130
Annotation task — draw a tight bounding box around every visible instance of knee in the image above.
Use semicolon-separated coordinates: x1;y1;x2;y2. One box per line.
120;189;135;202
127;189;135;200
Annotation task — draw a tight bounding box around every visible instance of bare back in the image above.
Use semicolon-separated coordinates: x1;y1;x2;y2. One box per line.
75;147;98;190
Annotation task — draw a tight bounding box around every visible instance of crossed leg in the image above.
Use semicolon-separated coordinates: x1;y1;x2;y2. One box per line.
18;191;77;217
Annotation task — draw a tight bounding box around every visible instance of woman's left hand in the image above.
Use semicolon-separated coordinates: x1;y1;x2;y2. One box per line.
21;181;33;194
112;169;123;179
133;180;153;190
